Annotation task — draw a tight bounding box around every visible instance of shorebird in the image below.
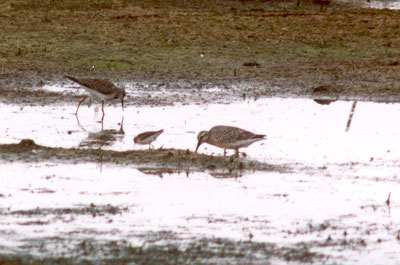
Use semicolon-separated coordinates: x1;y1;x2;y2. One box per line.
134;129;164;149
195;125;266;157
64;75;126;116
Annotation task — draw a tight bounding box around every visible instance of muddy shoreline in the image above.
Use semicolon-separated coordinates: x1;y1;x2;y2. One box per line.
2;1;400;104
0;139;285;174
0;234;326;265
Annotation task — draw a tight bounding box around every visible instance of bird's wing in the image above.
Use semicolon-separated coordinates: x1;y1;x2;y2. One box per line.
215;126;265;142
65;76;117;95
137;130;164;139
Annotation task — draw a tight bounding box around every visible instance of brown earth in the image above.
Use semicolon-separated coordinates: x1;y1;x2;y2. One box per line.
0;139;286;174
1;0;400;103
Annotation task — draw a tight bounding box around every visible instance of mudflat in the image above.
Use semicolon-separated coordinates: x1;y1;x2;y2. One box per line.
1;0;400;102
0;2;399;264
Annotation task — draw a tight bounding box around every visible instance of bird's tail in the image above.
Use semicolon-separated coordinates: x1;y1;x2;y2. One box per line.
64;75;86;87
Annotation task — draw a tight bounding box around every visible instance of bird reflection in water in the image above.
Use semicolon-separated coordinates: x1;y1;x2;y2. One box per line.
136;166;244;179
79;116;125;149
209;169;244;179
137;167;190;179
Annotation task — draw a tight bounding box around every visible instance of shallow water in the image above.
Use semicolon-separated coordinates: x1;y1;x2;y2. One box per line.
369;0;400;9
0;96;400;263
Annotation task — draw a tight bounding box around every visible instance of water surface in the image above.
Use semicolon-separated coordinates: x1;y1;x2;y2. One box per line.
0;96;399;264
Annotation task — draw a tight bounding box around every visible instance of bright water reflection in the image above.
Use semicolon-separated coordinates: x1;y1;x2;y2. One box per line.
369;0;400;9
0;98;400;263
2;98;400;165
0;161;398;264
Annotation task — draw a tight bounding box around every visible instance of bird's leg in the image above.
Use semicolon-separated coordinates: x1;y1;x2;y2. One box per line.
101;100;105;117
75;114;87;132
234;149;239;158
119;116;125;134
75;96;88;115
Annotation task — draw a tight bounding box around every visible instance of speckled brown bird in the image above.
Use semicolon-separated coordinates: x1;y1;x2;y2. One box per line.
65;75;126;116
134;129;164;149
195;125;266;157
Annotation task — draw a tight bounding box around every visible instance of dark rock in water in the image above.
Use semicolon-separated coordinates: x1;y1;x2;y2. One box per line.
313;85;330;93
18;139;36;147
313;98;337;105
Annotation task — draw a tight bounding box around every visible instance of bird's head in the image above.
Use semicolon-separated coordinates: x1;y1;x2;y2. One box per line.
195;130;209;153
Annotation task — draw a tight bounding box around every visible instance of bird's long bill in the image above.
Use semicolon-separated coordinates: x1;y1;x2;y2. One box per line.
195;141;202;153
121;98;124;111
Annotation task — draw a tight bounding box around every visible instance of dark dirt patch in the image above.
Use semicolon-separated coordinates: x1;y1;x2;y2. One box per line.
0;234;327;265
0;139;287;173
3;204;126;218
